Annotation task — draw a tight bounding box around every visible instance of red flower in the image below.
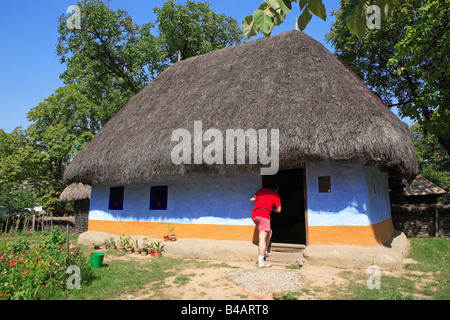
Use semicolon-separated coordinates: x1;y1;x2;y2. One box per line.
19;259;24;263
36;256;39;259
22;270;28;275
59;245;64;248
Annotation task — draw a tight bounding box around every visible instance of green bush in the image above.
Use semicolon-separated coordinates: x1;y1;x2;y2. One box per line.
0;228;93;300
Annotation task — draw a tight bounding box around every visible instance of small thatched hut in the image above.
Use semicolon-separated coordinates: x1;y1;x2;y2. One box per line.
63;30;417;246
59;183;91;234
403;175;447;204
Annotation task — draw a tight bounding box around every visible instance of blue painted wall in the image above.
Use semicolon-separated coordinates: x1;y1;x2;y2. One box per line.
89;172;261;225
89;162;391;229
305;161;391;226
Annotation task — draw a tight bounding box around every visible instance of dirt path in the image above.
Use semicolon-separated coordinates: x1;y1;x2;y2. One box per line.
107;253;357;300
101;251;435;300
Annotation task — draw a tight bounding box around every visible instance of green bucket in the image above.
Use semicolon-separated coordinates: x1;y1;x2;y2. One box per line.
90;252;105;269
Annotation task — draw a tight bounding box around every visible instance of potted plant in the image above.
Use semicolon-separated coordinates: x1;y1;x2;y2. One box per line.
141;238;151;256
101;239;109;250
118;234;127;252
149;241;156;256
134;239;140;255
168;224;176;241
125;237;133;254
153;241;165;257
108;238;117;250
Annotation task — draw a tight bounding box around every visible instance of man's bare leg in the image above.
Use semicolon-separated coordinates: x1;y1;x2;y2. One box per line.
258;231;271;267
258;231;267;256
265;229;272;256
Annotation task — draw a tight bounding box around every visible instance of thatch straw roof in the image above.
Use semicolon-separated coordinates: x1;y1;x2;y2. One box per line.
59;183;91;201
404;175;446;196
63;30;417;185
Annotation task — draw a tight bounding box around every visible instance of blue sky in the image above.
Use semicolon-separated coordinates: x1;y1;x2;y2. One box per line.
1;0;409;133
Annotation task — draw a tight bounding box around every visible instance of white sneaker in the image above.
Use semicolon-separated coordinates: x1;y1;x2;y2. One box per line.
258;261;272;268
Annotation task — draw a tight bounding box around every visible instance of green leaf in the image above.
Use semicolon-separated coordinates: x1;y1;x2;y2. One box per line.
299;0;308;10
264;0;280;12
346;13;365;39
242;15;259;39
276;0;292;14
298;7;312;31
308;0;326;20
253;8;275;36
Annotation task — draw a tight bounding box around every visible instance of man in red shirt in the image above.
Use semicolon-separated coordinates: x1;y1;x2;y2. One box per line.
250;186;281;267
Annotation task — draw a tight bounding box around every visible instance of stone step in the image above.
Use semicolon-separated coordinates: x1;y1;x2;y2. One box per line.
266;251;306;266
270;243;306;253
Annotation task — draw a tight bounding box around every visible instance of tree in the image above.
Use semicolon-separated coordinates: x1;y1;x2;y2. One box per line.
25;84;101;209
57;0;244;124
57;0;165;124
154;0;244;63
0;129;40;212
242;0;400;39
1;0;244;210
327;0;450;156
410;123;449;203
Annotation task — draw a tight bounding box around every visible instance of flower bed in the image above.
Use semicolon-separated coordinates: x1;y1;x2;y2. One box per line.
0;227;93;300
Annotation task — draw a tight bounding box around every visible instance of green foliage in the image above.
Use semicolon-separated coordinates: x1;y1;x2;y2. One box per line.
1;0;243;211
154;0;243;63
410;123;450;203
327;0;450;156
0;231;93;300
57;0;163;96
41;226;67;251
343;0;399;38
242;0;399;38
0;129;40;212
388;0;450;143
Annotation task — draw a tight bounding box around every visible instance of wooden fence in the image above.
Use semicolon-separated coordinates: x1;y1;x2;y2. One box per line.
1;212;75;234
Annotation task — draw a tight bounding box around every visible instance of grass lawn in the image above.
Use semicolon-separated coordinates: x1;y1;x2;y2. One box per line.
64;237;449;300
308;237;449;300
1;231;449;300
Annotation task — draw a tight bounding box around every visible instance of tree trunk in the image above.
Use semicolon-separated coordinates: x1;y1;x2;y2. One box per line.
437;136;450;157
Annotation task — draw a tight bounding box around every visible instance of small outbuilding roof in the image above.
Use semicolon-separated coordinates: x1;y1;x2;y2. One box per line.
59;183;91;201
404;175;447;196
63;30;418;185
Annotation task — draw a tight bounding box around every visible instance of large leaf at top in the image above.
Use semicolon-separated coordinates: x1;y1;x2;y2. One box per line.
308;0;326;20
253;6;275;36
299;0;308;10
242;15;259;39
298;6;312;31
276;0;292;14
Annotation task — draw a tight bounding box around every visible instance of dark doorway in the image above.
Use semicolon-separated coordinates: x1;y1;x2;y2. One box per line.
262;168;306;245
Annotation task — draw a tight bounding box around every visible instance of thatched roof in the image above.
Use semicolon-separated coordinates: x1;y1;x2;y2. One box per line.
59;183;91;201
404;175;446;196
63;30;417;185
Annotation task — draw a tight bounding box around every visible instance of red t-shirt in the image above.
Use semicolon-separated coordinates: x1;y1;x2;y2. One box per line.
251;188;281;219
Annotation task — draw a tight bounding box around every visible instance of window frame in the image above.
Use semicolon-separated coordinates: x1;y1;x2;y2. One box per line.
108;186;125;210
318;176;331;193
149;186;168;210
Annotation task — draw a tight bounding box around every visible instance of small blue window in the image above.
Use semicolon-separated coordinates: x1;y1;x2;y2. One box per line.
108;186;124;210
150;186;168;210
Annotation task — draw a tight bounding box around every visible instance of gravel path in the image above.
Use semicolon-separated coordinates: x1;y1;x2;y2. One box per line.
226;268;305;297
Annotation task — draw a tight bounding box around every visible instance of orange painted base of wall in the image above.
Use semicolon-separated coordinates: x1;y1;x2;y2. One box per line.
308;219;395;246
88;218;395;247
88;220;259;242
